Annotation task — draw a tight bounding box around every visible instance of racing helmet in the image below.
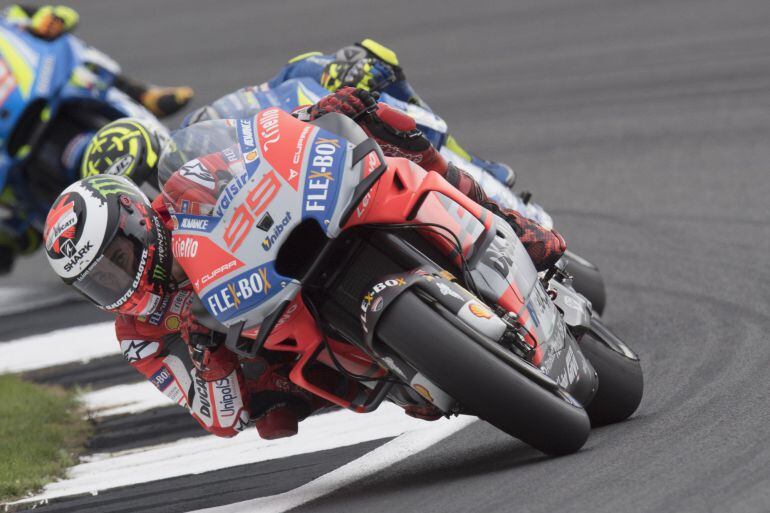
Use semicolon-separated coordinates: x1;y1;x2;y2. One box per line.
80;118;166;186
44;175;173;315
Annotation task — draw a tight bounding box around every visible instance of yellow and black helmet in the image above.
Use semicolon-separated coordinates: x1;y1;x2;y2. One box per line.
80;118;165;186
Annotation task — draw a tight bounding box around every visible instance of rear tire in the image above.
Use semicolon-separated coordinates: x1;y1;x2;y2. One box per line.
563;250;606;316
578;319;643;426
377;291;590;455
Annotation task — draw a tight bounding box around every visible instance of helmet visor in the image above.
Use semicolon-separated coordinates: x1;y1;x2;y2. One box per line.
72;211;151;309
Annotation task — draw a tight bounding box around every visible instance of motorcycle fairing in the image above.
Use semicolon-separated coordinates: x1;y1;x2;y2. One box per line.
169;109;374;327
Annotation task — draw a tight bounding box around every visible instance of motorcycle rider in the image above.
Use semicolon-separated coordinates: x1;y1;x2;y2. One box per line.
2;4;194;117
184;38;515;187
43;87;565;440
0;4;193;274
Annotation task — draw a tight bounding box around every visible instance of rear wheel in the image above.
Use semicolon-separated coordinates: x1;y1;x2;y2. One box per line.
377;290;590;455
578;318;643;426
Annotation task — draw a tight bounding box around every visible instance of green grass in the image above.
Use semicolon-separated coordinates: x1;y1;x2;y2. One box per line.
0;375;91;502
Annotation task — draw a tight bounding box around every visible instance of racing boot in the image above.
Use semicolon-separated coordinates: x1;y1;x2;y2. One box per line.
113;75;194;119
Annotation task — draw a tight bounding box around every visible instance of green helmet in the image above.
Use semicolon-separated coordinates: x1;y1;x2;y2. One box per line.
80;118;166;186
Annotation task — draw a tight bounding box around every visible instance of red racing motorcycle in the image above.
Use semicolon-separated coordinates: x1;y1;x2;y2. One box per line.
158;108;643;455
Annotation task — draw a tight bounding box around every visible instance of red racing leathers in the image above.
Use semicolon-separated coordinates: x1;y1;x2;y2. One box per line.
115;290;252;437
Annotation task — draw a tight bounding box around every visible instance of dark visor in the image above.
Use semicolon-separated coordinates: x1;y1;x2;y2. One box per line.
73;211;150;309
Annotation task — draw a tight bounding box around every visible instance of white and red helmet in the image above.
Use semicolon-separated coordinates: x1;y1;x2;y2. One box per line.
44;175;173;315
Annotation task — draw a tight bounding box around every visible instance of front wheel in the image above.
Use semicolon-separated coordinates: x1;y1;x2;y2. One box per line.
376;290;590;455
578;318;643;426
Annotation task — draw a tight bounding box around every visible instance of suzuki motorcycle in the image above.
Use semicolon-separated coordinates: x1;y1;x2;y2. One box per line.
158;109;642;455
196;77;608;314
0;20;166;233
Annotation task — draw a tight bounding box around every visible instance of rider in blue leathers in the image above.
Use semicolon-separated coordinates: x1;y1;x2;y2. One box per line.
0;4;192;274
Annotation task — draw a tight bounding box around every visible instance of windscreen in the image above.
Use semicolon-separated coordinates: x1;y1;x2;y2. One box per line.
157;120;239;190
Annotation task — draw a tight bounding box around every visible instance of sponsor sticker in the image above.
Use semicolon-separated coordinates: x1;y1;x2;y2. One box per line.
147;296;171;325
150;366;174;391
62;241;93;273
121;340;159;363
261;211;291;251
213;172;250;217
469;302;493;319
213;372;243;420
105;154;135;176
165;315;181;331
170;290;192;314
303;133;343;218
436;281;463;300
360;277;406;332
179;216;212;232
180;160;216;189
258;108;281;152
202;265;277;321
236;117;260;178
412;383;433;402
45;197;78;251
173;236;199;259
192;375;213;425
362;150;381;177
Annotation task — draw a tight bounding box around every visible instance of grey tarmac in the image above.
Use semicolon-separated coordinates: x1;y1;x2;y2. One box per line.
3;0;769;511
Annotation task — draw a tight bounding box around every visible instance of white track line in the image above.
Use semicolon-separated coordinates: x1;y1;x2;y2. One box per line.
9;404;470;507
190;416;477;513
83;381;171;417
0;287;76;317
0;322;118;374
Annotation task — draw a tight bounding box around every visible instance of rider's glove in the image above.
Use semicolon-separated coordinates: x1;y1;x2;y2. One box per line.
180;315;234;381
321;39;405;93
302;87;448;173
304;86;378;121
27;5;79;40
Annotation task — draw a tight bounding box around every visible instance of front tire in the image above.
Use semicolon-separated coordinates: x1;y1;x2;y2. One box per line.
377;290;590;455
578;318;643;426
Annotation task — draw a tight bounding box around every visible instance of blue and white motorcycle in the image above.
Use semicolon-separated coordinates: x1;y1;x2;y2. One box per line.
0;20;166;242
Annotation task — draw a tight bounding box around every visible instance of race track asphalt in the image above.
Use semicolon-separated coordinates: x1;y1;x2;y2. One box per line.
2;0;770;511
